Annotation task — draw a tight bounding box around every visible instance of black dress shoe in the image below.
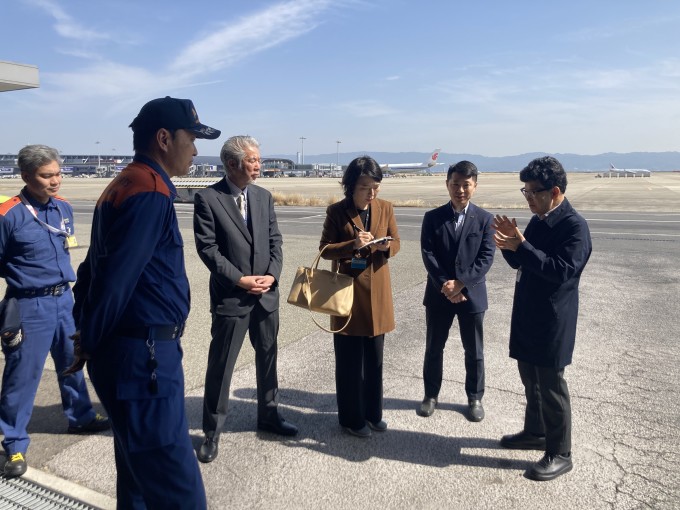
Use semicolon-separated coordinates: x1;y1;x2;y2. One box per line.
467;400;484;422
417;397;437;417
367;420;387;432
197;435;219;463
500;430;546;450
527;452;573;481
257;418;298;437
342;425;371;438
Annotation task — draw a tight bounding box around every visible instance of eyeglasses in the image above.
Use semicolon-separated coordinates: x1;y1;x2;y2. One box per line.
520;187;549;198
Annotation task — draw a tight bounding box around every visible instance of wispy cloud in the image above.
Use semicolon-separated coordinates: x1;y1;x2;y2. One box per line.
170;0;336;78
25;0;110;42
30;0;346;111
385;75;400;81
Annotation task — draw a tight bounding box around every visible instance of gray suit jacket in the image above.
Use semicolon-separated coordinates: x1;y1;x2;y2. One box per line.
193;178;283;316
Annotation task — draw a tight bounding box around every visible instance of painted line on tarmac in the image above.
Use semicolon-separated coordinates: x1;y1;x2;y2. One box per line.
590;230;680;238
586;218;680;223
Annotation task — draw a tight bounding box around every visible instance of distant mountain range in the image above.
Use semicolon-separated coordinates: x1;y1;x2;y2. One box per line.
195;151;680;172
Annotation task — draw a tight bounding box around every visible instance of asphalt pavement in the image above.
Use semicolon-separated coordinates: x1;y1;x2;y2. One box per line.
2;203;679;510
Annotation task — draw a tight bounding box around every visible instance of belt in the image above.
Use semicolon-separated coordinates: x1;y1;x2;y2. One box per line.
8;283;69;298
114;324;184;341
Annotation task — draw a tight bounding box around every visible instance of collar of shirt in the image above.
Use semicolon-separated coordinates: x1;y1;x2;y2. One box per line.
21;186;54;211
225;176;248;200
450;202;469;224
133;154;178;197
539;200;562;220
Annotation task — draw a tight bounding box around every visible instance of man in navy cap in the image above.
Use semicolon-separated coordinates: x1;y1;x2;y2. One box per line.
0;144;109;478
71;97;220;509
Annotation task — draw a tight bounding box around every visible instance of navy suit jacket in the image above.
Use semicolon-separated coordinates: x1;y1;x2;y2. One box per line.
193;178;283;317
501;198;591;368
421;202;495;313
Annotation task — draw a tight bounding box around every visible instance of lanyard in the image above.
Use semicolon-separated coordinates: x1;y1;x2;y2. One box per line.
356;206;370;232
18;191;69;236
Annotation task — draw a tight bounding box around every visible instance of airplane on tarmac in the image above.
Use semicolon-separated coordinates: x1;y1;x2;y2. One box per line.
608;163;651;177
380;149;444;174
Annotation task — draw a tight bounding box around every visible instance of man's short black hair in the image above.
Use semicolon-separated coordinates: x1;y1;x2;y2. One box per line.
341;156;383;198
132;128;176;153
520;156;568;193
447;160;478;182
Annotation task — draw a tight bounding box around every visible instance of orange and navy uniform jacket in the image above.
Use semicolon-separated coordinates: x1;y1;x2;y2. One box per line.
73;155;190;355
0;189;76;290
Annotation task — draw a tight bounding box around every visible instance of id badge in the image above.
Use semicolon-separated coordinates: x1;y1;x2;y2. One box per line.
65;235;78;248
351;257;368;269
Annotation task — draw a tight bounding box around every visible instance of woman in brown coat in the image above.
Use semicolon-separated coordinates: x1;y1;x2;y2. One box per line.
319;156;400;437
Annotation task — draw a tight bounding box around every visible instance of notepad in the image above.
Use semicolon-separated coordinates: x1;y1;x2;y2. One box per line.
361;236;394;247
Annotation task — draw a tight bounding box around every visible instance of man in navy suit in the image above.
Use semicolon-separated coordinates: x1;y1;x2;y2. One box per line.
418;161;495;421
193;136;298;464
493;156;591;481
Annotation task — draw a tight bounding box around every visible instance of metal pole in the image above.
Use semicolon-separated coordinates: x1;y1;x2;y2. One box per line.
336;140;341;168
95;141;100;172
299;136;306;165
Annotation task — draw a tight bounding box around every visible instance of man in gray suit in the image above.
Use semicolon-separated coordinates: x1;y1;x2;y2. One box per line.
193;136;298;464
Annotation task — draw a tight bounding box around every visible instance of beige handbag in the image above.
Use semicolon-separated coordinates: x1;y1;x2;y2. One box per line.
287;245;353;333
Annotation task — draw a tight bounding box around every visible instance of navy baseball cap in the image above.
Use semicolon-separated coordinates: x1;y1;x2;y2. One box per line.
129;96;221;139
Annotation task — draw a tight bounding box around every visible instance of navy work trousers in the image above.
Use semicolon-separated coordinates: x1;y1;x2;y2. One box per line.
0;290;95;455
88;334;206;510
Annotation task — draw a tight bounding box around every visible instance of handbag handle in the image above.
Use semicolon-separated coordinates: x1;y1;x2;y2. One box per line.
303;245;352;334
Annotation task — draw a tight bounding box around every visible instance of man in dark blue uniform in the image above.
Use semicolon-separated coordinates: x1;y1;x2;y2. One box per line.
493;156;592;481
0;144;109;478
71;97;220;509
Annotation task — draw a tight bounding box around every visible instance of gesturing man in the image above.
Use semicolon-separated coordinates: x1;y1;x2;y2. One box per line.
194;135;297;464
493;156;592;481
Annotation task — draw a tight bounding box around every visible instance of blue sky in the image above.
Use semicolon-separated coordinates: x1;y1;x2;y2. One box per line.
2;0;679;159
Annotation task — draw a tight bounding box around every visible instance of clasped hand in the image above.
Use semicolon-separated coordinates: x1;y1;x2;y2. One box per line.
441;280;467;303
239;274;275;295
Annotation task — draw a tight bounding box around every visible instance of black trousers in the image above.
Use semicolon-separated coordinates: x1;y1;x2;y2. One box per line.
202;307;280;436
517;360;572;455
333;334;384;430
423;307;485;401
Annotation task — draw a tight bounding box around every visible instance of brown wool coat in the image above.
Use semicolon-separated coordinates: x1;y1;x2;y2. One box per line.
319;197;400;336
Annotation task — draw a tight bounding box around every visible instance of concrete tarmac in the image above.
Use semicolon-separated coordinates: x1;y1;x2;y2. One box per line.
1;174;679;509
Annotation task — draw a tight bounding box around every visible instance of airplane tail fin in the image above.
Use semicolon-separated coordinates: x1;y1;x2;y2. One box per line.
426;149;441;167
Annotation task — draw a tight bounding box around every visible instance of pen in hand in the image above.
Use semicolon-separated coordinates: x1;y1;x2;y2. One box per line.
352;223;373;249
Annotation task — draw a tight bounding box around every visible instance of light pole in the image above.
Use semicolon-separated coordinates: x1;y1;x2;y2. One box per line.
95;141;100;171
299;136;306;165
336;140;341;169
